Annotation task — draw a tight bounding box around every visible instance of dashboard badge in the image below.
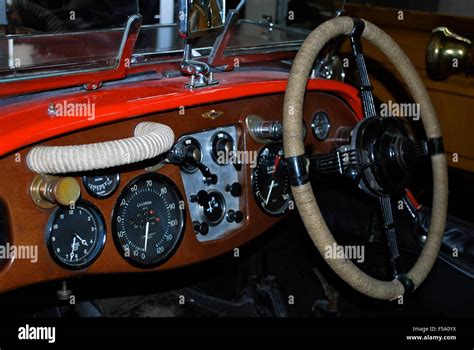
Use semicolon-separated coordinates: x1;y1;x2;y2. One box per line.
202;110;224;120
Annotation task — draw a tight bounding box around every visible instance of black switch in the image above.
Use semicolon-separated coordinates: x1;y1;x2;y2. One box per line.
225;182;242;197
204;174;218;185
193;221;209;235
234;211;244;223
227;210;244;223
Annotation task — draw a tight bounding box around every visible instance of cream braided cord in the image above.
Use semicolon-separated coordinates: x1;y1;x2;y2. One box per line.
27;122;175;174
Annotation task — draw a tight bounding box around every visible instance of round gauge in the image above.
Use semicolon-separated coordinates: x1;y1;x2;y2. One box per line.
252;143;293;216
83;173;120;198
200;190;226;225
311;111;331;141
180;138;202;173
46;201;106;270
211;131;235;165
112;173;185;267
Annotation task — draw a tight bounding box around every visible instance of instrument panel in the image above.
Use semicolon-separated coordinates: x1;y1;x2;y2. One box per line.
178;125;245;242
0;92;359;293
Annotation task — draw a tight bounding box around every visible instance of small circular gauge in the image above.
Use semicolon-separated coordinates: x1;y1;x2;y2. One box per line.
211;132;235;165
180;138;202;173
112;173;185;267
311;111;331;141
252;143;293;216
197;190;226;225
46;201;106;270
83;173;120;198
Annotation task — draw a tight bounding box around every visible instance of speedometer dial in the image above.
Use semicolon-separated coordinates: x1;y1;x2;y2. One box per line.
252;143;292;216
112;173;185;267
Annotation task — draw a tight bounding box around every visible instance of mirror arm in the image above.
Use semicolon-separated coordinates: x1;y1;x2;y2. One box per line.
208;0;246;70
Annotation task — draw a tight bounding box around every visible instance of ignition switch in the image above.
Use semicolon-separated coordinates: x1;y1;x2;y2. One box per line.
168;140;218;185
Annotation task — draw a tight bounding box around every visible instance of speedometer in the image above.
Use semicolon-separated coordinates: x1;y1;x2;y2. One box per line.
112;173;185;267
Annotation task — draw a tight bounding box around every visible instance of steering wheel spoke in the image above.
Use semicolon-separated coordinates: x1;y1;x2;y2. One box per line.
379;196;406;277
350;19;377;119
315;148;359;176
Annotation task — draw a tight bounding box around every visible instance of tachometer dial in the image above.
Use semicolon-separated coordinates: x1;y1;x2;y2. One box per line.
112;173;185;267
83;173;120;198
46;201;106;270
252;143;292;216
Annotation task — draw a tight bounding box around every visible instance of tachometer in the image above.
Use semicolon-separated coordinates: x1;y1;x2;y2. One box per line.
46;201;106;270
112;173;185;267
252;143;293;216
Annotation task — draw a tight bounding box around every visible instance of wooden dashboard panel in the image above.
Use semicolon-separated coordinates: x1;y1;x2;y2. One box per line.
0;92;358;293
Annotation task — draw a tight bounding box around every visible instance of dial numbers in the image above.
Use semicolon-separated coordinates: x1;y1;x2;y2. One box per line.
112;174;185;267
46;202;106;269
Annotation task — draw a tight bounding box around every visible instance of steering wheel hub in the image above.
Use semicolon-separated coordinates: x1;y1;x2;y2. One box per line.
352;117;417;196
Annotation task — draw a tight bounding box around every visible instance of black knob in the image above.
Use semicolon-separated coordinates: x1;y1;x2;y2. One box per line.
233;162;242;172
234;211;244;223
204;174;218;185
192;190;210;207
167;142;187;164
193;221;209;235
227;210;244;223
225;182;242;197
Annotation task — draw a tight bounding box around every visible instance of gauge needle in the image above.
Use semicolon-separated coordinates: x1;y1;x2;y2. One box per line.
74;234;88;247
273;155;281;177
266;180;275;205
144;221;149;252
70;237;76;261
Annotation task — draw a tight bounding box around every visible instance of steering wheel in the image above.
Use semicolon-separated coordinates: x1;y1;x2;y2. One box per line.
283;17;448;300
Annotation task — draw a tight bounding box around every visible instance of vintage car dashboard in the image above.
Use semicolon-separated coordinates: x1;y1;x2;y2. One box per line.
0;75;362;293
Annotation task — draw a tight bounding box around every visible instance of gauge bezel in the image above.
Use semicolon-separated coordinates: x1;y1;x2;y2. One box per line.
251;142;292;217
200;190;226;226
111;173;186;268
179;137;202;174
82;173;120;199
311;111;331;141
45;200;107;270
210;131;235;166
